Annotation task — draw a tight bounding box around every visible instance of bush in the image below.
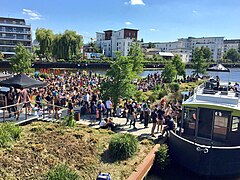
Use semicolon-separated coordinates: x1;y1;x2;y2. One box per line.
168;83;180;92
158;90;168;99
108;133;138;161
63;113;76;127
154;144;170;170
0;123;22;147
46;164;79;180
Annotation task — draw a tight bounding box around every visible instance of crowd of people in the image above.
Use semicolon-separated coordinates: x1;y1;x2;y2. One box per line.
2;70;183;137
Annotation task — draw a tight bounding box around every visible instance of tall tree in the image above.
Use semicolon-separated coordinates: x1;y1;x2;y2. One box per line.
192;47;208;76
202;47;213;62
225;48;240;62
35;28;54;61
161;62;177;83
128;42;144;77
101;52;135;109
148;42;155;48
11;44;33;73
172;55;186;77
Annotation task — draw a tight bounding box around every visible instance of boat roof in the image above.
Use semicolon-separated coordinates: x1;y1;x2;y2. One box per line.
183;82;240;111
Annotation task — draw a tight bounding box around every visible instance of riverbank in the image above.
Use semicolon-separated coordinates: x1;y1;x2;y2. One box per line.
1;61;240;69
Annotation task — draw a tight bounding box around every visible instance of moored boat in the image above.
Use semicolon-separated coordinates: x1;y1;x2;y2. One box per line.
168;79;240;177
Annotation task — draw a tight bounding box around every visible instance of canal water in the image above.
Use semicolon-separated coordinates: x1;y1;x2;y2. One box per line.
69;68;239;82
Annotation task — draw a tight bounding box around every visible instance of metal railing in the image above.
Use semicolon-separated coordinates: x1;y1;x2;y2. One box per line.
0;100;68;124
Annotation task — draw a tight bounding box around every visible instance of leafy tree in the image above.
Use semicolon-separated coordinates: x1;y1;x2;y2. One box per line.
101;52;135;110
225;48;240;62
202;47;212;62
128;42;144;77
0;52;3;61
35;28;54;61
148;42;155;48
161;62;177;83
11;44;33;73
172;55;185;78
192;47;208;76
52;30;83;60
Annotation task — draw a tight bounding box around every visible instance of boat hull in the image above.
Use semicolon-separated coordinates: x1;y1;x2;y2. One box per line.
168;131;240;177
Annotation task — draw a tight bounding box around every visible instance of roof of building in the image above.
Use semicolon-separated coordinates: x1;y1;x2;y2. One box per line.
158;52;174;57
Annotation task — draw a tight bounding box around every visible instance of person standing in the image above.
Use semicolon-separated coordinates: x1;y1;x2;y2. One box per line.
157;104;165;134
105;97;112;118
151;107;158;137
7;87;16;118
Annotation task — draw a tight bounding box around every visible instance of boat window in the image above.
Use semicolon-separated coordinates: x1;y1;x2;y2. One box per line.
213;111;229;139
183;107;197;136
232;117;240;132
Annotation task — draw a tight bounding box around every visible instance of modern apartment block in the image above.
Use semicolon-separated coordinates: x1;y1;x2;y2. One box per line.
96;28;138;58
224;39;240;53
143;37;224;62
0;17;32;58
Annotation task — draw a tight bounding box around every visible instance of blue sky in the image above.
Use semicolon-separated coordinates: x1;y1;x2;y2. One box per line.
1;0;240;43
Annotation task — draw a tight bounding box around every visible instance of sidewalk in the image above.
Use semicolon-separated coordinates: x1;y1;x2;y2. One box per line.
77;115;162;139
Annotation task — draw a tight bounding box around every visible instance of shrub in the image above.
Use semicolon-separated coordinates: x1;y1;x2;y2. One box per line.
46;164;79;180
63;113;76;127
154;144;170;170
168;83;180;92
158;90;168;99
108;133;138;161
0;123;22;147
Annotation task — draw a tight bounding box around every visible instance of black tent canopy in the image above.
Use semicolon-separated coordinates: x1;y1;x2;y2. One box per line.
0;74;47;89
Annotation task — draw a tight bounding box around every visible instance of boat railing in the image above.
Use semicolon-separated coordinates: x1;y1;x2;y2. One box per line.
0;100;68;124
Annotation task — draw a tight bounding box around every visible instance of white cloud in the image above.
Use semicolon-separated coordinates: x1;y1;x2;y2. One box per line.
150;28;159;32
22;9;42;20
124;0;145;5
192;10;199;15
125;22;132;25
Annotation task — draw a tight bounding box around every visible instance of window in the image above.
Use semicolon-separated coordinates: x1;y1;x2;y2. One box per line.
232;117;240;132
182;107;197;136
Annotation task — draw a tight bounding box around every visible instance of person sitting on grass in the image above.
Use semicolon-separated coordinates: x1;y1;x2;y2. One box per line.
99;117;115;131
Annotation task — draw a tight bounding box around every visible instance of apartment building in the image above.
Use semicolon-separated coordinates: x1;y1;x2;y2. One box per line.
143;36;224;62
0;17;32;58
96;28;138;58
224;39;240;53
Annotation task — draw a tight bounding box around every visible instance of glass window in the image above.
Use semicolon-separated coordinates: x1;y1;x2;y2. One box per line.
182;107;197;136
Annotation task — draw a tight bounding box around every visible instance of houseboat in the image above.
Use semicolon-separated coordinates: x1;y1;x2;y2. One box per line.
168;79;240;177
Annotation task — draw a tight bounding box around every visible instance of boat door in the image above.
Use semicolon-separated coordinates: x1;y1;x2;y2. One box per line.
197;108;214;139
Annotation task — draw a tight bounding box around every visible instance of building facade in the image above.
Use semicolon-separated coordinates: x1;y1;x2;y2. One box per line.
96;28;138;58
143;36;225;62
224;39;240;53
0;17;32;58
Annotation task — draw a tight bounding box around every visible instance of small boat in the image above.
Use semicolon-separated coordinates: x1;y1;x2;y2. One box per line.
168;78;240;177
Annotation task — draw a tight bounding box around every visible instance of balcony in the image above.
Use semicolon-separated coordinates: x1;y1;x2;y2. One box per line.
0;23;31;28
0;30;31;34
0;36;31;41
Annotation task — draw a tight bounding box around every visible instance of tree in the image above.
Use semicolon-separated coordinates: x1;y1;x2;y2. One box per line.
161;63;177;83
192;47;208;76
148;42;155;48
0;52;3;61
128;42;144;77
202;47;212;62
101;52;135;110
225;48;240;62
11;44;33;73
172;55;186;78
35;28;54;61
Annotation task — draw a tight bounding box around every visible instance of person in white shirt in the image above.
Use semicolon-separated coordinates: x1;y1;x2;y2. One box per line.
105;97;112;118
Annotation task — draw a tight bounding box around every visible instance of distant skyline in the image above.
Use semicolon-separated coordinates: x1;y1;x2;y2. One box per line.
1;0;240;43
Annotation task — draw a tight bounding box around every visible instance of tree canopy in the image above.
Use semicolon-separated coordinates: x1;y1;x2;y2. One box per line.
192;47;208;76
172;55;186;77
161;62;177;83
0;52;3;61
225;48;240;62
128;42;144;77
11;44;33;73
101;52;135;109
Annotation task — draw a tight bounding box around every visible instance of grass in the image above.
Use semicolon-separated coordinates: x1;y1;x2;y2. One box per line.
0;122;153;179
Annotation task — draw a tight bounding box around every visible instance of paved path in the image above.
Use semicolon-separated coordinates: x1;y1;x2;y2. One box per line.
77;115;162;140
